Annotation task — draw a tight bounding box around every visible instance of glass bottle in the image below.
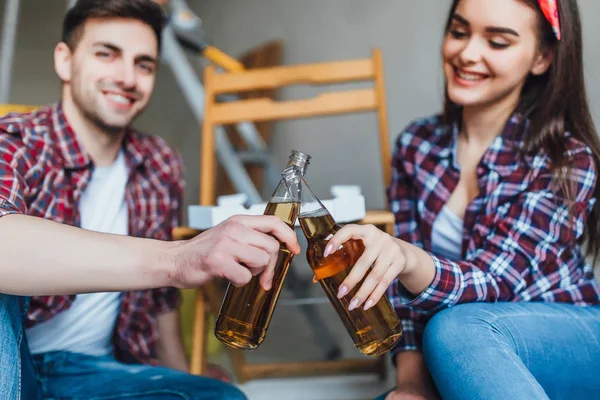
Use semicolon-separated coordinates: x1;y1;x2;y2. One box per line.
214;151;311;350
294;175;403;356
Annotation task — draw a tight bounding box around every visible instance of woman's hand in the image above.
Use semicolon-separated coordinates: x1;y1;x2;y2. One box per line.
324;224;412;310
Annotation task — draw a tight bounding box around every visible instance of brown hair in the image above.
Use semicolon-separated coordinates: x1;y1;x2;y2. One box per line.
442;0;600;262
62;0;166;52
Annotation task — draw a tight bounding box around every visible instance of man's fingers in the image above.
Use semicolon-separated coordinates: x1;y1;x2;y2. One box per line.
219;262;253;287
230;215;300;254
226;224;281;256
223;220;284;290
231;244;271;274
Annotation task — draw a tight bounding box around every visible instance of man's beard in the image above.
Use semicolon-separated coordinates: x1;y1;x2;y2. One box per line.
70;79;144;136
81;105;128;136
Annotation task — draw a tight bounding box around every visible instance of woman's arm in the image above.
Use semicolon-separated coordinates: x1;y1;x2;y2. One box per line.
326;147;598;312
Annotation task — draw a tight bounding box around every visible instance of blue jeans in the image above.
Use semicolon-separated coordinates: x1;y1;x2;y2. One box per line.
375;302;600;400
32;352;247;399
0;295;246;400
0;294;42;400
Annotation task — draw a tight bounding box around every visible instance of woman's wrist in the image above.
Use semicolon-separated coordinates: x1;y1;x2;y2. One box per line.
395;238;419;277
394;239;436;295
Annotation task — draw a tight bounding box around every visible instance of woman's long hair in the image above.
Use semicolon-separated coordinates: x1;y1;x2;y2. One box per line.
442;0;600;263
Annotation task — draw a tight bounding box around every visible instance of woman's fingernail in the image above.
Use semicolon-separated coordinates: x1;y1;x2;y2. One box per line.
337;285;348;298
324;244;333;257
348;298;359;311
363;299;374;310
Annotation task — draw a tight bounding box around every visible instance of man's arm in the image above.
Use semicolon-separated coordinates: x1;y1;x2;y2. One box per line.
0;214;174;295
0;213;300;296
157;310;189;372
0;129;300;296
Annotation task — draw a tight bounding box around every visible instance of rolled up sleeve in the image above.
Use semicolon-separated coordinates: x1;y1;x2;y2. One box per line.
0;133;30;218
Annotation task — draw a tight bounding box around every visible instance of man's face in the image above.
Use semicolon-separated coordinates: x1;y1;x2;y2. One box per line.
60;18;159;133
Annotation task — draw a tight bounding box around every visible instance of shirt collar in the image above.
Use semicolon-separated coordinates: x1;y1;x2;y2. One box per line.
51;102;148;171
438;112;528;177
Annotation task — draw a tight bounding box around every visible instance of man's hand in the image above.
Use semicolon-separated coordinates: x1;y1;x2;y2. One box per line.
169;215;301;290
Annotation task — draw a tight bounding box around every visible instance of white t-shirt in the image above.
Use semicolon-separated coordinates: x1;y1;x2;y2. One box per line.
26;150;129;356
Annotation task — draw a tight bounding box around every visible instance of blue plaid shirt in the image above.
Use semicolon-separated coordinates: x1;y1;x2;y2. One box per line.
386;112;600;355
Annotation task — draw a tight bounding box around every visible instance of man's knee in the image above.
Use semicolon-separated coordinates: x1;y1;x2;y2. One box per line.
0;294;22;330
173;374;247;400
0;295;24;399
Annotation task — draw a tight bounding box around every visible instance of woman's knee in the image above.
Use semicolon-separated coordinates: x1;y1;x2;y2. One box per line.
422;303;500;360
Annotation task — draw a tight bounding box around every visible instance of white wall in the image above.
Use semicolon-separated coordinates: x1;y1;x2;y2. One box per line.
191;0;600;209
2;0;600;211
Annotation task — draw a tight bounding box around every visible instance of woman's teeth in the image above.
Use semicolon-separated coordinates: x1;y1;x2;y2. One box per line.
456;69;486;81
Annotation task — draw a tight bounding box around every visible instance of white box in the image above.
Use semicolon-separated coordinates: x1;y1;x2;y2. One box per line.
187;185;366;229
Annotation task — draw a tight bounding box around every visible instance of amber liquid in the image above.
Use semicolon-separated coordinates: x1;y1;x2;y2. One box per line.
214;202;299;350
299;211;403;356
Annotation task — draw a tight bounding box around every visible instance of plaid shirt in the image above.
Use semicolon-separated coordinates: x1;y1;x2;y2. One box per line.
386;113;600;356
0;103;184;365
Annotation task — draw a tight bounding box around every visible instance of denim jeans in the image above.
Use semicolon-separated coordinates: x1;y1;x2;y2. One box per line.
375;302;600;400
32;351;247;399
1;294;246;400
0;294;41;400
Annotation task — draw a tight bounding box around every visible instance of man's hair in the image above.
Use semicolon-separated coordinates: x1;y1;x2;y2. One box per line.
62;0;166;51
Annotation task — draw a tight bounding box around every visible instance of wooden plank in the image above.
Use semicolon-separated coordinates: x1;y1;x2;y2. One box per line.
359;209;395;226
211;89;377;125
200;65;217;206
242;358;382;381
0;104;39;116
172;226;202;240
373;48;393;187
210;58;374;94
190;291;207;375
358;210;395;236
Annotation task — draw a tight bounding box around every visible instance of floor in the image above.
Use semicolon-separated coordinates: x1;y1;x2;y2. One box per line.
206;257;396;399
238;373;393;400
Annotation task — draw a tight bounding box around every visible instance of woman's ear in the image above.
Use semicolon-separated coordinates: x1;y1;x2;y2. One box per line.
531;48;554;76
54;42;73;82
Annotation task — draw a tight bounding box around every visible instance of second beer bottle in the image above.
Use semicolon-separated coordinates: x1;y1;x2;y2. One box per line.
214;151;311;350
290;172;404;356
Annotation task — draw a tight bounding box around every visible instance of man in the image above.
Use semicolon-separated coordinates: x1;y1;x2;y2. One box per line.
0;0;299;399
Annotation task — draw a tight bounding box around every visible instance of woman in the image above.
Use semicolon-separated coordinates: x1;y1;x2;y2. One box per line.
326;0;600;398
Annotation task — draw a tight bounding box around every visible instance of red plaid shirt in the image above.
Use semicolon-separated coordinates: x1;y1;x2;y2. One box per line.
0;103;184;365
386;113;600;356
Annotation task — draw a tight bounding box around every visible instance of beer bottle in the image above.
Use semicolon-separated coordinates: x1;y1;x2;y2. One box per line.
294;174;403;356
214;151;311;350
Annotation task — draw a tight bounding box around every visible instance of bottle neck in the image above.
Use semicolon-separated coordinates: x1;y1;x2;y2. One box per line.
287;152;310;176
274;165;302;204
299;210;337;239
